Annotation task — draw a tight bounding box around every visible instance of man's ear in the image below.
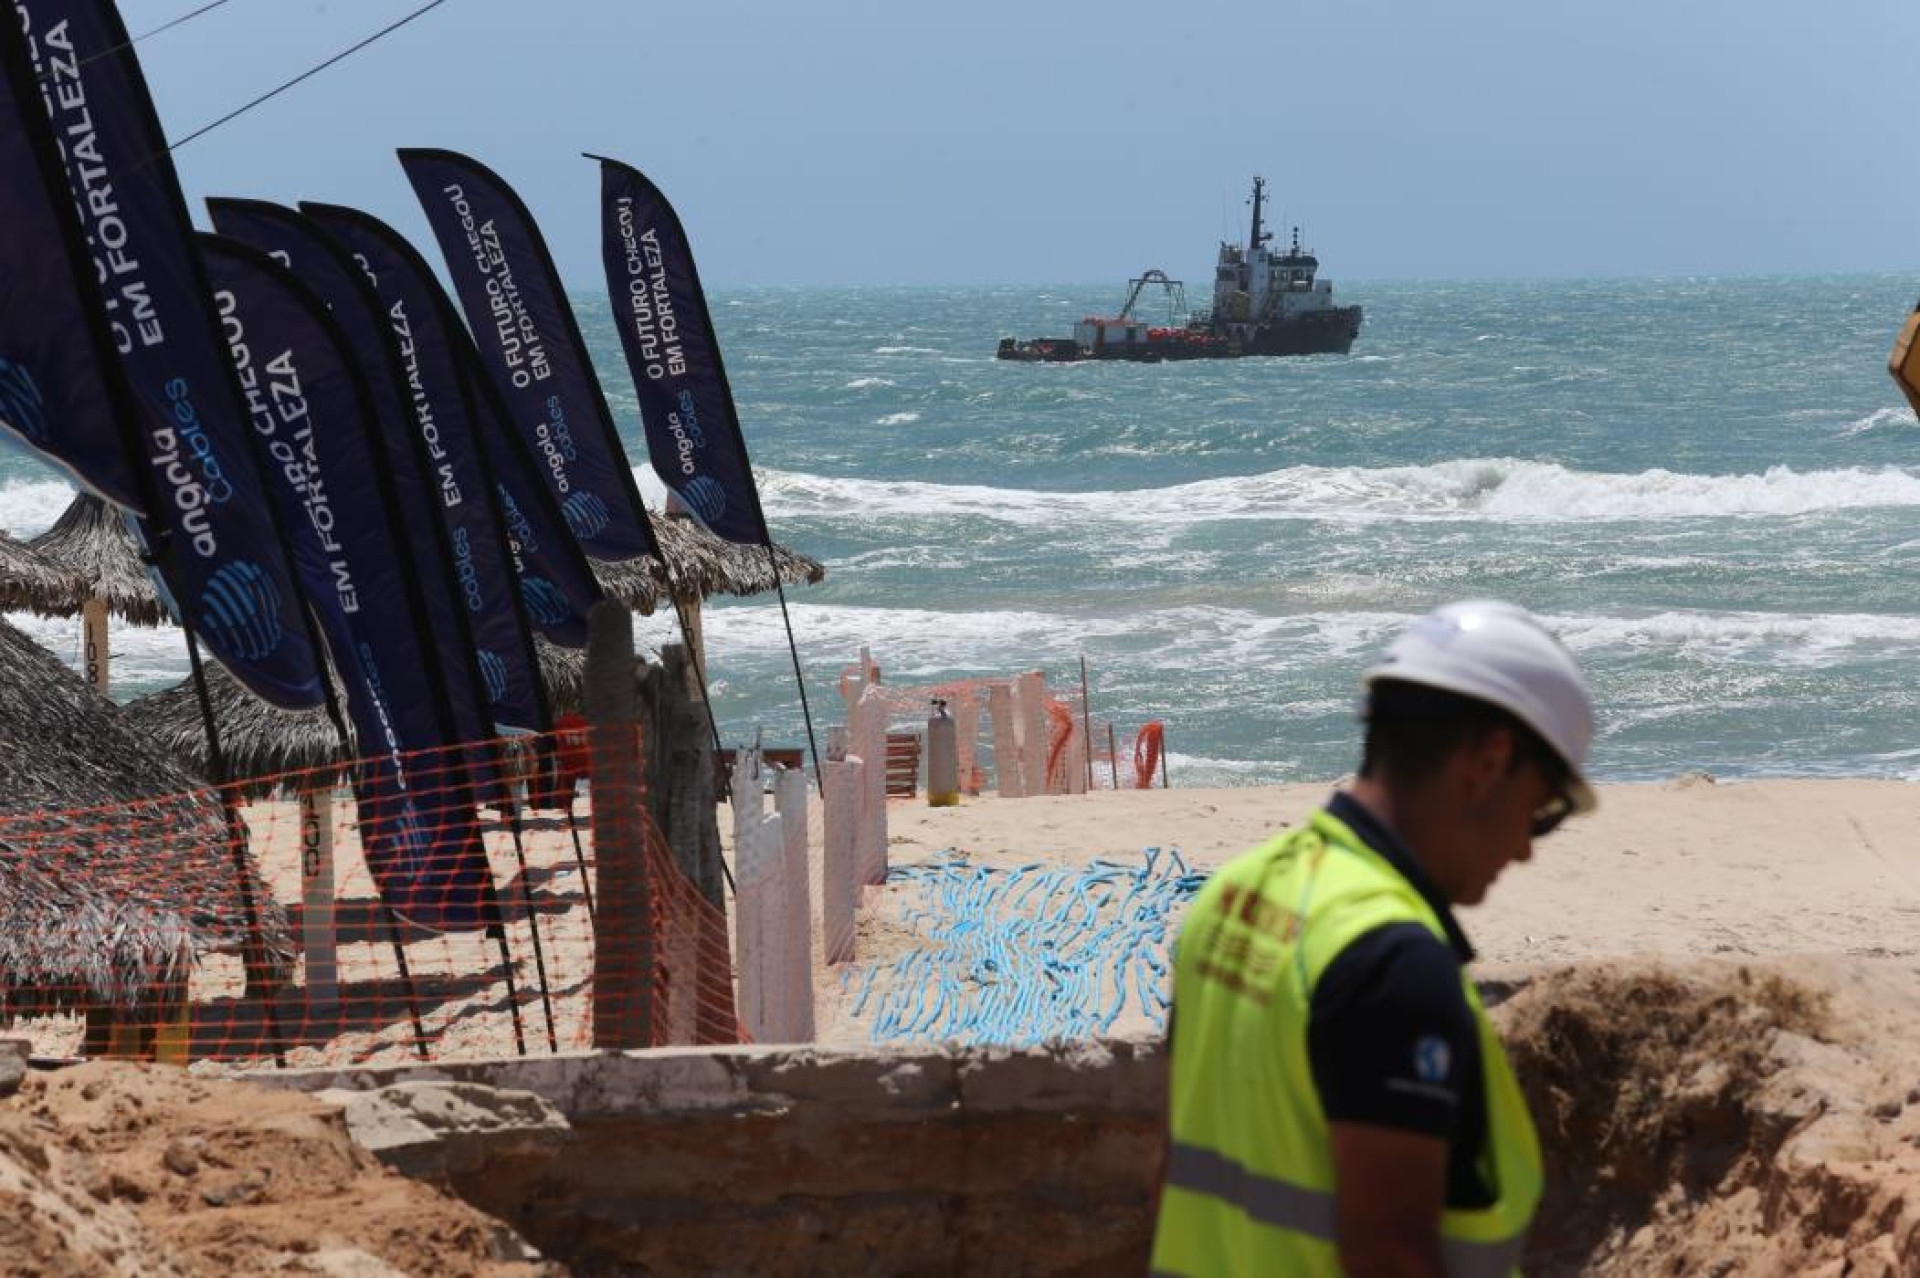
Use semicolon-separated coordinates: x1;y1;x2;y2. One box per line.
1458;726;1515;801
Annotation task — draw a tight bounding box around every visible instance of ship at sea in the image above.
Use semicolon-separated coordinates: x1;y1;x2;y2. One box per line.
997;176;1363;362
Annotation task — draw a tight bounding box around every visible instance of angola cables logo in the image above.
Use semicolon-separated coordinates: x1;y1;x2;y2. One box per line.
384;799;432;880
562;490;612;539
477;649;509;704
0;357;49;444
682;475;729;525
521;576;573;626
198;560;285;661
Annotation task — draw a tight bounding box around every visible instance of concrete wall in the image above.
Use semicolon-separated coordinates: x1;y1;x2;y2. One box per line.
252;1040;1166;1277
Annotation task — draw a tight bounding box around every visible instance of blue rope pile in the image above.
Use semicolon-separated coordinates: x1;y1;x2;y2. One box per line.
846;846;1206;1046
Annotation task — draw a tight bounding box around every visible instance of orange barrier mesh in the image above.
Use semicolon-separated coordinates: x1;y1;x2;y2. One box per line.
0;727;741;1069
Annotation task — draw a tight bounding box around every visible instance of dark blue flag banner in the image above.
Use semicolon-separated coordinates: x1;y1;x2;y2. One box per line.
459;355;606;650
299;202;554;731
205;197;495;753
0;16;140;508
596;158;771;546
12;0;324;710
200;233;494;930
399;147;659;564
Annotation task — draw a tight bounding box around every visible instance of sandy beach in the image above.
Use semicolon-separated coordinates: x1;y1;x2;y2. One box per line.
770;774;1920;1048
878;775;1920;969
122;772;1920;1067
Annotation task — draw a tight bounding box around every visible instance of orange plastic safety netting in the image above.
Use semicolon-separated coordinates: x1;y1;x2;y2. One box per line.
0;725;740;1069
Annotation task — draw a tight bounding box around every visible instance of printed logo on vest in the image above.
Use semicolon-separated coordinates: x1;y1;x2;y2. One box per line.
1414;1035;1452;1085
199;559;285;662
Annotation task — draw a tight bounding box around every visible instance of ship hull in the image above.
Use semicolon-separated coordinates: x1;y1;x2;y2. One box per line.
997;305;1362;363
1235;306;1363;357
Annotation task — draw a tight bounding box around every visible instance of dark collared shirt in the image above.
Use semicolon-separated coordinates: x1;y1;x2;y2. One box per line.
1309;791;1493;1209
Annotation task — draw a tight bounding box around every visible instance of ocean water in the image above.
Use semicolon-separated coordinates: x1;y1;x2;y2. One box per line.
6;274;1920;786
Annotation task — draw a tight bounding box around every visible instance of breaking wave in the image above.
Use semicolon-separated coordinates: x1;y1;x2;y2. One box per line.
1835;406;1918;438
756;460;1920;528
0;478;81;537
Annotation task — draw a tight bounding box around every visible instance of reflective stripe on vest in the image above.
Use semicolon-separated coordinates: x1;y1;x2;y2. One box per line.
1160;1142;1528;1278
1149;809;1542;1278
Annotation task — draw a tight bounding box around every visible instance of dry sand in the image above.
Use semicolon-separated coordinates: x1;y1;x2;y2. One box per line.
874;775;1920;970
9;776;1920;1272
861;778;1920;1274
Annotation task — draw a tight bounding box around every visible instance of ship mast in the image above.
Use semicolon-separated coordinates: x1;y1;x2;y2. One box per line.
1247;176;1272;258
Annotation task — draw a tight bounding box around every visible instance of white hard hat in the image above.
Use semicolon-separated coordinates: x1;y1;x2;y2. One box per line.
1362;601;1597;814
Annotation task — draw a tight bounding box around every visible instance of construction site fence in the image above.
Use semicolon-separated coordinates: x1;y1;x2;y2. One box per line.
0;725;739;1071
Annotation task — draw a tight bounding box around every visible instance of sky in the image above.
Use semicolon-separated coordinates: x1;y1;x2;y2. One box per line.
121;0;1920;288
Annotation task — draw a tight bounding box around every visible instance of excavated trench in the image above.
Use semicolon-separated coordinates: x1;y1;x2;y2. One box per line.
260;961;1920;1276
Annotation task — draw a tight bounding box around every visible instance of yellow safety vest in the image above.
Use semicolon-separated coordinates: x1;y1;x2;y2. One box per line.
1150;809;1542;1278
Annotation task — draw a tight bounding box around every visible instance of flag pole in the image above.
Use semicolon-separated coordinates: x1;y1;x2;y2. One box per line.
764;545;823;792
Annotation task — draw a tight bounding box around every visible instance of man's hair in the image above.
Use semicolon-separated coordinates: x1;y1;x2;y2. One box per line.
1360;678;1569;791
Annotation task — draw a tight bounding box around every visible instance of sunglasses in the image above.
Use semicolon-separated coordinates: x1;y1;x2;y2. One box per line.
1531;789;1575;838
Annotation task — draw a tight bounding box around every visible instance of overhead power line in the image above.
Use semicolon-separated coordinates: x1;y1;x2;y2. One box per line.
166;0;453;154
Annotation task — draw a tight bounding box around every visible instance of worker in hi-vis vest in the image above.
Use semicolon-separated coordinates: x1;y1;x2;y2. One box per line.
1151;601;1596;1277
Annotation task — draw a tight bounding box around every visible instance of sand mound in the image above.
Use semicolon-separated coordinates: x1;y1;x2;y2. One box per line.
1499;961;1920;1276
0;1060;556;1276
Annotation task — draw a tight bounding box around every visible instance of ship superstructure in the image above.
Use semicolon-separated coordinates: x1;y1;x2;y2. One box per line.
998;176;1362;362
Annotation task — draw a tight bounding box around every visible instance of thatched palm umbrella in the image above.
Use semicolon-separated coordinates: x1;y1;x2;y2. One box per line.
127;640;589;786
612;511;826;680
25;492;167;696
24;492;166;624
0;615;293;1016
647;511;826;603
588;512;825;616
123;663;345;791
0;532;87;617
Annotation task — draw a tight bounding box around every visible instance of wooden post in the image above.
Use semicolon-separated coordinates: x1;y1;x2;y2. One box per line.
586;601;652;1049
649;644;726;909
1108;723;1121;790
299;788;338;1017
634;641;733;1044
1079;656;1095;792
775;766;815;1041
81;597;109;696
823;730;857;965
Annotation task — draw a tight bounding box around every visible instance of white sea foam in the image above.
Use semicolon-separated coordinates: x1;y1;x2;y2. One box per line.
873;345;941;355
756;459;1920;529
690;599;1920;684
875;412;921;426
3;611;186;696
845;377;895;389
1547;610;1920;665
1835;405;1918;439
0;478;79;537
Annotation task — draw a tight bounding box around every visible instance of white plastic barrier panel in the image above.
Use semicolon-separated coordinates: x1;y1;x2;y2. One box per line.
823;754;859;965
855;684;889;885
989;683;1021;798
1015;671;1050;798
775;767;816;1041
729;747;763;1031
